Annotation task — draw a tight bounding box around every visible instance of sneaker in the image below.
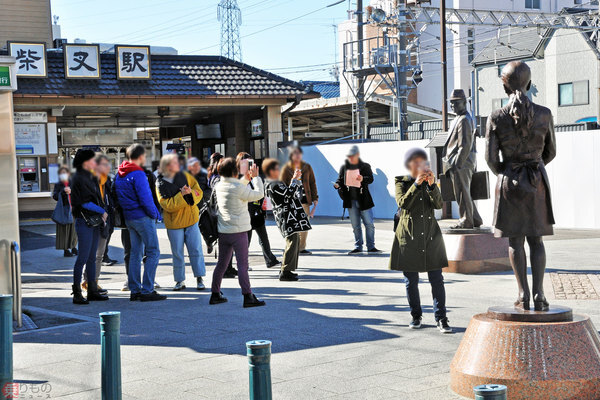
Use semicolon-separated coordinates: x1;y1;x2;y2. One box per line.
279;271;299;281
63;249;73;257
409;317;422;329
209;291;228;305
97;283;108;295
437;318;453;334
196;277;205;290
206;243;214;254
223;268;238;279
299;250;312;255
71;248;78;256
243;293;266;308
266;260;281;268
121;281;130;292
102;259;116;266
367;248;382;254
130;292;141;302
348;248;362;255
139;291;167;302
173;281;186;291
154;282;161;289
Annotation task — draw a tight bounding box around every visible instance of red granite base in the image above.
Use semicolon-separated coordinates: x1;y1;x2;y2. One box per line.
443;232;511;274
450;311;600;399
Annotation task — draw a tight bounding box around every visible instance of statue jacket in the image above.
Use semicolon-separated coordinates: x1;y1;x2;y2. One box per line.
485;103;556;237
389;176;448;272
442;112;477;174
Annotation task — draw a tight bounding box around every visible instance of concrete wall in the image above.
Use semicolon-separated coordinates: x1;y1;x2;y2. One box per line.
304;129;600;229
0;0;53;47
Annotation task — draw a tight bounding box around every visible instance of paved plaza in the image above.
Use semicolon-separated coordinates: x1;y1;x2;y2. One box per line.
14;218;600;399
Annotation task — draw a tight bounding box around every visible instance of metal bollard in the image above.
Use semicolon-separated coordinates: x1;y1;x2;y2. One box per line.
100;312;121;400
474;384;507;400
0;295;12;394
246;340;272;400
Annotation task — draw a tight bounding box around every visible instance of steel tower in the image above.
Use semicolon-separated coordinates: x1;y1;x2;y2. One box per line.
217;0;242;61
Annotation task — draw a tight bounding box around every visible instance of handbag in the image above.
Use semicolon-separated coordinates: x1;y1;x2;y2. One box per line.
81;212;104;228
51;193;73;225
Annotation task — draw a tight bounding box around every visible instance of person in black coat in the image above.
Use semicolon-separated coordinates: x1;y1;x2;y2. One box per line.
334;145;381;254
69;149;109;304
52;166;78;257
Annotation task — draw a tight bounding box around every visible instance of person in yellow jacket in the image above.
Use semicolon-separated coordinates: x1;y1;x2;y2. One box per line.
156;153;206;291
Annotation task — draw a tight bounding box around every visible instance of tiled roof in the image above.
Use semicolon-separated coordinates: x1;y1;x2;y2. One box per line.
471;27;548;66
303;80;340;99
14;52;316;98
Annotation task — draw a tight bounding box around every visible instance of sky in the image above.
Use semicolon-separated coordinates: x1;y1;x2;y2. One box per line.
50;0;351;82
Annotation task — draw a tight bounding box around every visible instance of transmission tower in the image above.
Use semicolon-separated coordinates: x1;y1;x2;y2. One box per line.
217;0;242;61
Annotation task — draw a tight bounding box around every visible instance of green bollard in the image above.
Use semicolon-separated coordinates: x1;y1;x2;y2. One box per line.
474;384;507;400
0;295;12;395
100;312;121;400
246;340;272;400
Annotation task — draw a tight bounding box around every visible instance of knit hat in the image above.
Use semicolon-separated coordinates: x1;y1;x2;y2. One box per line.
73;149;96;170
404;148;428;168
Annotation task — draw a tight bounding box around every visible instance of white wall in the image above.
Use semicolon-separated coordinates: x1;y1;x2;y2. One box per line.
305;129;600;229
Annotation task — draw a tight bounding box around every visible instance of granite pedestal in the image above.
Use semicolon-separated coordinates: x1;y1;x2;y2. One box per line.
443;228;511;274
450;306;600;399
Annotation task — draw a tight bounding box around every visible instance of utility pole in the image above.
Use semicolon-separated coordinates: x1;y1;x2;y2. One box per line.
397;1;408;140
356;0;367;139
217;0;243;62
440;0;448;132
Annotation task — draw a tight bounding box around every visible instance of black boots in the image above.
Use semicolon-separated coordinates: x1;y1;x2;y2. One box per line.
72;284;89;305
243;293;265;308
209;292;228;305
279;271;298;281
87;280;109;301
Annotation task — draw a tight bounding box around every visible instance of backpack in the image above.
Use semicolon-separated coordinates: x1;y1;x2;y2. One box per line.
198;177;220;247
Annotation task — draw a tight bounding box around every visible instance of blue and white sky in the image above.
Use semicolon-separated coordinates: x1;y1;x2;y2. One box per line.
50;0;350;82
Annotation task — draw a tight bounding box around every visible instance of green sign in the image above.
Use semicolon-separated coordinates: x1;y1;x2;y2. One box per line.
0;66;10;87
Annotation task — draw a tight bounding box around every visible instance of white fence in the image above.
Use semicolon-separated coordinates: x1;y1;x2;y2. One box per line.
303;130;600;229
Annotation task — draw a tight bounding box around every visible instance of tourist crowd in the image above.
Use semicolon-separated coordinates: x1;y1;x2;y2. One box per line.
53;143;452;332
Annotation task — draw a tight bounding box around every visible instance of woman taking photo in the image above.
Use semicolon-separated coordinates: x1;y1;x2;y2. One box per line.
70;149;109;304
210;157;266;308
389;148;451;333
156;153;206;291
52;166;78;257
236;152;280;268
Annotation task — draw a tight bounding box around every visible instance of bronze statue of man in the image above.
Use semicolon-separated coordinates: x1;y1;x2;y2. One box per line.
442;89;483;229
485;61;556;311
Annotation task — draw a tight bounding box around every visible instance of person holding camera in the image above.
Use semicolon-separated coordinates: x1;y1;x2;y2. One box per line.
389;148;451;334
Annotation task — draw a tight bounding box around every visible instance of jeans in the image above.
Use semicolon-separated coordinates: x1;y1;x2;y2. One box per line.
126;216;160;294
73;218;100;286
248;224;278;265
167;224;206;283
403;269;447;322
348;200;375;250
212;232;252;295
282;233;300;273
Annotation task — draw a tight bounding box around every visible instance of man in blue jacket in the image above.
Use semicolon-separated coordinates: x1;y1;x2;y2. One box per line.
115;144;166;302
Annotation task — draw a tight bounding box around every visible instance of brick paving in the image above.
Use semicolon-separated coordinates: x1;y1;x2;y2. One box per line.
550;272;600;300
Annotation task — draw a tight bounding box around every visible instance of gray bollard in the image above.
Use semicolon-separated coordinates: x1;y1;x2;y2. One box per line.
474;384;507;400
100;312;121;400
0;295;12;394
246;340;272;400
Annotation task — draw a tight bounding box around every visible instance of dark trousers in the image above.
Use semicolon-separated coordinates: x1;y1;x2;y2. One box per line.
212;232;252;295
121;228;131;275
447;168;482;227
73;218;100;286
103;231;112;260
281;233;300;273
403;269;447;322
248;224;278;265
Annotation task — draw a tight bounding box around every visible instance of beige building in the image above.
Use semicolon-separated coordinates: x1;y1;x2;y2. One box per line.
0;0;53;48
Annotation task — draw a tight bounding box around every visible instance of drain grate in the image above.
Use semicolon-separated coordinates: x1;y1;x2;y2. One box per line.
550;272;600;300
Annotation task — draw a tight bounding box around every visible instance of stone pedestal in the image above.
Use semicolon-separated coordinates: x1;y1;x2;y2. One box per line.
450;306;600;399
443;229;511;274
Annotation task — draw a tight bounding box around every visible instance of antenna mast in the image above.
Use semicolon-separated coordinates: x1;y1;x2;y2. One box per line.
217;0;242;61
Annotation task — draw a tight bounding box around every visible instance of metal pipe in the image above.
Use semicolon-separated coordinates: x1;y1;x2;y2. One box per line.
100;312;122;400
0;295;13;392
474;384;507;400
356;0;367;139
247;340;272;400
440;0;448;132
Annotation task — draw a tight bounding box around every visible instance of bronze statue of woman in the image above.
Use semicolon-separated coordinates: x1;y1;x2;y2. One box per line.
485;61;557;311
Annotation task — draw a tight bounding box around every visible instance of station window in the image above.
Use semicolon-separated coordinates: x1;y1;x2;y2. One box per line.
525;0;541;8
558;80;589;106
